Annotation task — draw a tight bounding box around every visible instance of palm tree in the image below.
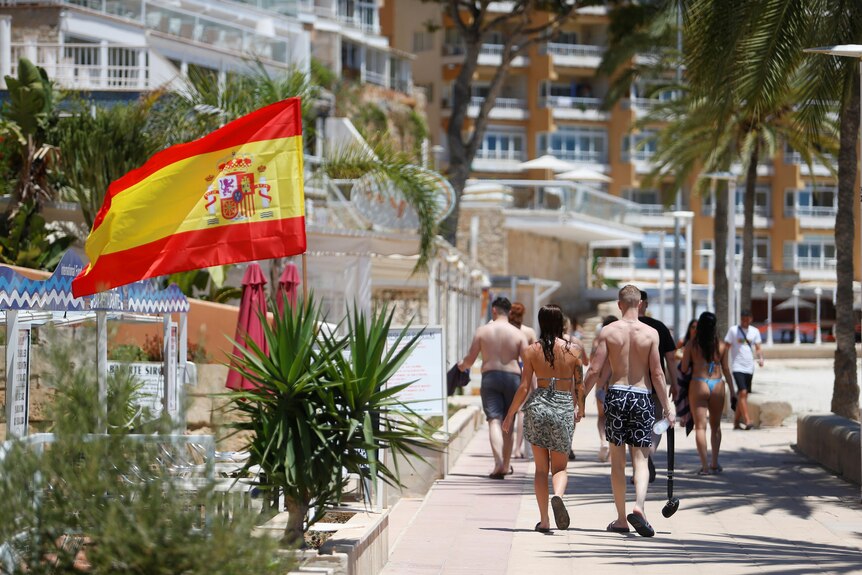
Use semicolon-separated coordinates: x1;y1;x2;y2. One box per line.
1;58;60;214
52;97;161;228
679;0;861;420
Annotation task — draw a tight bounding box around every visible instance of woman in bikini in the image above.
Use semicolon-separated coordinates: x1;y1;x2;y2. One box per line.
503;305;586;533
680;312;736;475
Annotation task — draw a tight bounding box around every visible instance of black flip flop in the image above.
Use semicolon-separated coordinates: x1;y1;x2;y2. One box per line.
627;513;655;538
551;496;570;530
488;472;505;480
534;522;551;534
505;465;514;475
606;522;630;534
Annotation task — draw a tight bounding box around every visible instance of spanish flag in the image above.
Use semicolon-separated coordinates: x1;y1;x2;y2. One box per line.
72;98;305;297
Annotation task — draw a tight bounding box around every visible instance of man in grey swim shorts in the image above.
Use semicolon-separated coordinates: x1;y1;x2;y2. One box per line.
459;296;528;479
585;285;675;537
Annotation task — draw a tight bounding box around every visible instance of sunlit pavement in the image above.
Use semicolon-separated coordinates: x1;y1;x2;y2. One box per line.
383;378;862;574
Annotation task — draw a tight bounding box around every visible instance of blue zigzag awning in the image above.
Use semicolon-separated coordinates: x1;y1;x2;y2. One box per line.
0;251;189;314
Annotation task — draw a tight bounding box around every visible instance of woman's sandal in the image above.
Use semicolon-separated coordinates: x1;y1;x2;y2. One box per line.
710;465;723;474
697;469;711;476
534;522;552;534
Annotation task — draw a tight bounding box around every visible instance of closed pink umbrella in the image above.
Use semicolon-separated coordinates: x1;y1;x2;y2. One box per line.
226;263;269;391
276;262;301;314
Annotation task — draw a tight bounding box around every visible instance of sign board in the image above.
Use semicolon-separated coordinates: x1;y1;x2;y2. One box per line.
7;327;31;437
385;326;445;416
107;362;166;418
166;322;178;418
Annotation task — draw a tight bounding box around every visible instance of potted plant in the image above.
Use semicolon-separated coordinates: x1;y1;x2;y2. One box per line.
226;296;437;545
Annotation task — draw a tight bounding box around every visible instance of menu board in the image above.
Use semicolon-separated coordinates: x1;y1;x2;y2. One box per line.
8;327;31;437
386;326;445;416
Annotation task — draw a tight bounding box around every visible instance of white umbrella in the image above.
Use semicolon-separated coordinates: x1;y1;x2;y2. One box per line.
555;167;613;183
517;154;577;173
463;182;513;195
775;296;815;311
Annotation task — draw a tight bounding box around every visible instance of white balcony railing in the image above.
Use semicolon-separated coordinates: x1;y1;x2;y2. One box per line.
785;256;837;271
785;206;837;218
364;69;388;87
544;43;605;58
540;95;602;110
621;150;656;162
474;149;525;161
470;96;527;109
10;43;152;91
52;0;290;63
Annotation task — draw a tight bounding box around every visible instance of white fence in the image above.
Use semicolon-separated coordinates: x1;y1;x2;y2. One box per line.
11;43;152;90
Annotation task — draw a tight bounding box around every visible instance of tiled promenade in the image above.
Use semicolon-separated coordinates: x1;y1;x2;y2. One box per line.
383;413;862;575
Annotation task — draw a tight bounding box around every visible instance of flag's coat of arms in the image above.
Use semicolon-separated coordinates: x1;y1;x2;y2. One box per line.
204;154;273;223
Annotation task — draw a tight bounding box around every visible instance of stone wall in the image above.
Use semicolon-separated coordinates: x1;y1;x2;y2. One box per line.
797;414;861;485
506;230;587;314
456;207;507;275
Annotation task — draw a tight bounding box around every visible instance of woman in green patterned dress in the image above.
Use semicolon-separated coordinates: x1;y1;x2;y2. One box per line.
503;304;586;533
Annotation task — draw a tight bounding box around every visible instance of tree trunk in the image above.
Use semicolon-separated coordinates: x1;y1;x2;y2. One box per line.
741;145;759;314
832;74;861;421
440;157;470;246
713;180;730;338
283;497;309;547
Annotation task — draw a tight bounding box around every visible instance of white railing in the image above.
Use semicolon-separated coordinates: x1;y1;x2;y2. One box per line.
474;149;524;161
544;150;606;163
785;256;838;270
632;203;668;217
470;96;527;109
51;0;290;64
785;205;837;218
544;43;605;58
540;96;602;110
627;97;662;111
480;44;504;56
784;150;835;167
364;69;388;87
598;257;690;271
621;149;656;162
11;43;152;90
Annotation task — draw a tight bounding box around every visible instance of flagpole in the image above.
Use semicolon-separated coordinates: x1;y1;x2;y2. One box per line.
301;253;308;300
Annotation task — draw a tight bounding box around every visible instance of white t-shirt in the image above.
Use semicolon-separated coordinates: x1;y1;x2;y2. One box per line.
723;325;762;374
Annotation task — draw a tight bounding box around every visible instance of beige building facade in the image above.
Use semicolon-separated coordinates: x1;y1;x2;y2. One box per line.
383;1;861;330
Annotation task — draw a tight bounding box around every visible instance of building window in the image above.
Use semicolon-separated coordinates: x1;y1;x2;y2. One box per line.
554;31;579;45
699;240;713;269
413;30;434;52
703;185;771;217
784;183;837;217
734;236;770;270
784;142;834;166
443;27;464;55
476;130;525;161
537;127;607;163
784;236;836;270
621;130;658;162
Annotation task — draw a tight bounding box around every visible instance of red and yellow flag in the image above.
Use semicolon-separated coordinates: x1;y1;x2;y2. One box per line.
72;98;306;297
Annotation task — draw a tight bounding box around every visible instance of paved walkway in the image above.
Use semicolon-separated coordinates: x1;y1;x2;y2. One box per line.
384;414;862;575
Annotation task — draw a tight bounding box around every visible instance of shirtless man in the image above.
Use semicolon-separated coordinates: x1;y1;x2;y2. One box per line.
459;296;528;479
584;285;675;537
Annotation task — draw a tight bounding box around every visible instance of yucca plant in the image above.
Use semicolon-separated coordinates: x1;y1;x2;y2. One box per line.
226;295;437;545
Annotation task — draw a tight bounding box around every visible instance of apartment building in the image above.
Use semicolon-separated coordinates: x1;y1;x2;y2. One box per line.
0;0;412;98
383;1;860;327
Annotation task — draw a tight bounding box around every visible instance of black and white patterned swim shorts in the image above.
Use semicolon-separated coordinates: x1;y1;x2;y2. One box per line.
604;385;655;448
